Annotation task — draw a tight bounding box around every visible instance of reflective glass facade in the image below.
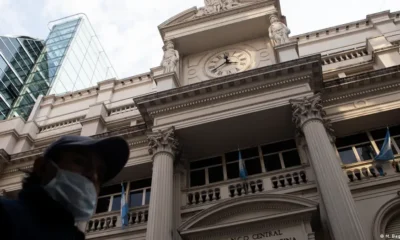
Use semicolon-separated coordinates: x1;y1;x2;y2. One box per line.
0;36;44;120
8;14;117;120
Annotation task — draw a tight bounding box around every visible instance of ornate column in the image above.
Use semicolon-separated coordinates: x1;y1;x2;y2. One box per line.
146;127;179;240
290;94;366;240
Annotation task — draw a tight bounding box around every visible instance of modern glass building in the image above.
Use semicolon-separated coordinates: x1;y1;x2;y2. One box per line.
0;36;44;120
8;14;117;120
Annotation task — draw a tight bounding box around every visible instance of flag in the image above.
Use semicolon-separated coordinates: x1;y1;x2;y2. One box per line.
375;128;395;161
121;184;129;227
238;149;248;180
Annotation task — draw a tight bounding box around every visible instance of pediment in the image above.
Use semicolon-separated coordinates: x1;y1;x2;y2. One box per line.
159;0;272;29
178;194;319;239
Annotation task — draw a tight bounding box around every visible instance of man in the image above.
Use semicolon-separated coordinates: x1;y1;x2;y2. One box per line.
0;135;130;240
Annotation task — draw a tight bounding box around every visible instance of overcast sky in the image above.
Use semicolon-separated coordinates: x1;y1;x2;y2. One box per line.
0;0;398;79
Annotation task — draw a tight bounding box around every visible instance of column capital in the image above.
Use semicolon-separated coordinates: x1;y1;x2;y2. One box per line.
290;94;335;141
148;127;179;157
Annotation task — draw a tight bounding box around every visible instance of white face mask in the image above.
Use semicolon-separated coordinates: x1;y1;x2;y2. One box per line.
44;161;97;222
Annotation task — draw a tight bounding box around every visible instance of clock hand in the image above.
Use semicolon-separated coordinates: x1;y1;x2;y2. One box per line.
211;62;226;72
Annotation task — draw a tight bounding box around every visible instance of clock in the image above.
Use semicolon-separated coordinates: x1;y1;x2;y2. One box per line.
205;49;252;77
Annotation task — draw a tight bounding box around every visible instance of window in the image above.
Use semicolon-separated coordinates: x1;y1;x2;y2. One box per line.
190;156;223;187
336;133;374;164
129;178;151;208
96;183;125;214
261;140;301;171
225;147;261;179
336;126;400;165
95;179;152;214
188;139;303;187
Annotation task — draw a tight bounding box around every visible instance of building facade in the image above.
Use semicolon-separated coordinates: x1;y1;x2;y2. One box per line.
0;1;400;240
0;36;44;120
5;14;117;120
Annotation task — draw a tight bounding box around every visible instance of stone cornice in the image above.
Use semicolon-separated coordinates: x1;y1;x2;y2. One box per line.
323;65;400;104
134;55;322;126
0;124;148;172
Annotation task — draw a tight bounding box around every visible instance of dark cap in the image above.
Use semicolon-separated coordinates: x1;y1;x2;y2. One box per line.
44;135;129;183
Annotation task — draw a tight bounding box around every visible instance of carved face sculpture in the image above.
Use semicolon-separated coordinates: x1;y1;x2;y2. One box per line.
270;15;279;24
165;41;174;50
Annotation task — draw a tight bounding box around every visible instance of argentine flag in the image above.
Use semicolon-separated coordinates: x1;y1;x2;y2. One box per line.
375;128;395;161
238;149;248;180
121;184;129;227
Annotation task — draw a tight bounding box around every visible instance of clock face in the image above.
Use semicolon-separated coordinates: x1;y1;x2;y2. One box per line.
205;49;252;77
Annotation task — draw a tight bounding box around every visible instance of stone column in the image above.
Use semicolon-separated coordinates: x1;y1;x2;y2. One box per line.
173;161;185;240
146;127;179;240
290;94;366;240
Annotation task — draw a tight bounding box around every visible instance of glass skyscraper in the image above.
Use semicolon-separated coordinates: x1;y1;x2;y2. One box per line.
8;14;117;120
0;36;44;120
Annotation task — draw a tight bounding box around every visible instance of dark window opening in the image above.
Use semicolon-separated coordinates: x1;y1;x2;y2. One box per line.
261;140;296;154
338;147;357;164
264;154;282;171
190;169;206;187
282;150;301;168
226;162;239;179
245;158;262;175
208;166;224;183
95;197;110;213
335;133;369;148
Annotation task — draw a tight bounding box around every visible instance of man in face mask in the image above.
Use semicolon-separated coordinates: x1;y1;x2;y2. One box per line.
0;135;130;240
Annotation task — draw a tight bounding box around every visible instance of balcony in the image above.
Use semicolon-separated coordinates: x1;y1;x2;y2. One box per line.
181;165;315;211
85;206;148;239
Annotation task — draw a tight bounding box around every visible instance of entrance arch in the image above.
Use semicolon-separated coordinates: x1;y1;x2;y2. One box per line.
373;198;400;240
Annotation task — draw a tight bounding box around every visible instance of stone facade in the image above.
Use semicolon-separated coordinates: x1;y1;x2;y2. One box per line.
1;1;400;240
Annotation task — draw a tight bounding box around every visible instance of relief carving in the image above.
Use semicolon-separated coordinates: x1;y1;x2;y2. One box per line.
290;94;335;140
148;127;179;155
196;0;242;17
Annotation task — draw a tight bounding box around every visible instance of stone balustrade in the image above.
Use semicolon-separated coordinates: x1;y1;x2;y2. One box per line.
343;160;400;183
270;170;307;189
322;48;368;66
182;166;314;207
85;207;149;233
38;116;85;133
108;104;136;116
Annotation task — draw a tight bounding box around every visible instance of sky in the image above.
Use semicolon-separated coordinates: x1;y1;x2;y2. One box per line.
0;0;398;79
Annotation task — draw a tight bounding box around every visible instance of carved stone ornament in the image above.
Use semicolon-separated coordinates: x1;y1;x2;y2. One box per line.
196;0;242;17
148;127;179;155
268;14;291;46
290;94;335;140
161;41;179;74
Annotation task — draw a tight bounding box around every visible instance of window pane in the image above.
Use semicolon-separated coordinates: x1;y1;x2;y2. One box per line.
225;151;239;162
370;128;387;139
335;133;369;148
190;156;222;169
375;140;398;155
145;189;151;205
208;166;224;183
355;144;374;161
245;158;262;175
226;162;239;179
99;183;126;196
130;178;152;190
190;169;206;187
282;150;301;168
129;191;143;208
111;195;121;211
338;147;357;164
96;197;110;213
261;140;296;154
264;153;282;171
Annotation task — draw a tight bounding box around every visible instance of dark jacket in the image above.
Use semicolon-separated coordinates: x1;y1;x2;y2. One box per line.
0;185;85;240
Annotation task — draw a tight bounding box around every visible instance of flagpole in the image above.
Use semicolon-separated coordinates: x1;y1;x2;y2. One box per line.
238;146;249;195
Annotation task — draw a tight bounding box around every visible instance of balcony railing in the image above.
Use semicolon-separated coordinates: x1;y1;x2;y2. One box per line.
85;206;148;234
183;166;313;207
342;159;400;183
